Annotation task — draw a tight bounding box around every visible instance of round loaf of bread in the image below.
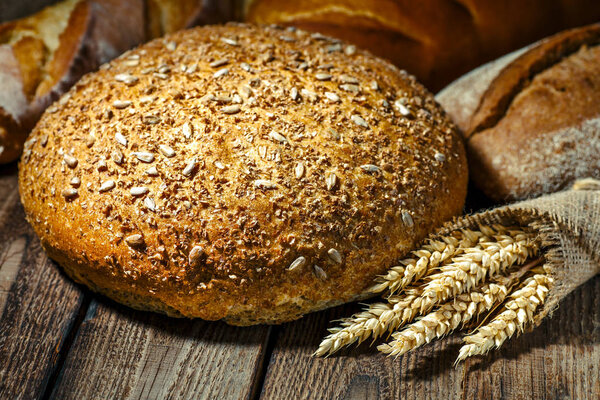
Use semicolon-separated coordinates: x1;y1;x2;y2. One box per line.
19;23;467;325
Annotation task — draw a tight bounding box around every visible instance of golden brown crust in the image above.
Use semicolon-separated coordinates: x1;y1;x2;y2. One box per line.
19;23;467;325
437;23;600;202
241;0;600;91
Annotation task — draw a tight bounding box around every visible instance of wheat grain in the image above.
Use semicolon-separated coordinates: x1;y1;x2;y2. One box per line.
370;234;464;294
376;263;537;357
313;289;424;357
369;225;522;295
456;274;553;363
316;226;542;357
418;228;539;310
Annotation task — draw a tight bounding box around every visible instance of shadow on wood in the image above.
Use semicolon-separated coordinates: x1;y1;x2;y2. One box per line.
0;172;85;400
260;275;600;399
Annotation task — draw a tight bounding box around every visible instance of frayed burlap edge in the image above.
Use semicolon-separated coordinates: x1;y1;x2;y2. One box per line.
435;181;600;326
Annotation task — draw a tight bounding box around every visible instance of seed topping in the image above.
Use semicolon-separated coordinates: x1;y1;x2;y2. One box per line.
326;173;337;190
295;162;305;179
133;152;155;163
143;115;161;125
112;150;124;164
360;164;380;173
144;197;156;211
325;92;340;102
146;166;159;176
314;265;327;280
63;154;78;168
339;74;358;84
62;188;78;199
213;68;229;78
221;37;238;46
290;87;299;101
288;256;306;271
315;73;332;81
115;73;138;84
115;132;128;146
182;159;197;176
394;100;413;117
125;234;144;248
70;177;81;187
159;144;176;157
130;186;149;196
327;248;343;264
214;160;226;170
182;122;193;139
166;41;177;51
269;130;288;144
254;179;277;190
340;84;359;93
113;100;132;109
402;211;414;227
221;105;241;114
189;245;205;266
99;180;116;192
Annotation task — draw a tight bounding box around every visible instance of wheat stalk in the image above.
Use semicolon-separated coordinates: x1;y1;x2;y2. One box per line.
315;226;540;357
376;263;538;357
456;274;553;363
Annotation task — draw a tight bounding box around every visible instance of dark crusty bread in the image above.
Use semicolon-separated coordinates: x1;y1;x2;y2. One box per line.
437;23;600;202
240;0;600;91
19;24;467;325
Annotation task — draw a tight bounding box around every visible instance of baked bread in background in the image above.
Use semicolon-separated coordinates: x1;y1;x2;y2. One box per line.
240;0;600;92
0;0;145;164
437;23;600;201
0;0;235;164
19;24;468;325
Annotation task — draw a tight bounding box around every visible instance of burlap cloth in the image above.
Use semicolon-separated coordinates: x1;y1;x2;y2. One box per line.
435;179;600;325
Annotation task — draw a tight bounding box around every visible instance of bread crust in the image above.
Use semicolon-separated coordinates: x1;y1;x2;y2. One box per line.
19;24;467;325
242;0;600;91
437;23;600;201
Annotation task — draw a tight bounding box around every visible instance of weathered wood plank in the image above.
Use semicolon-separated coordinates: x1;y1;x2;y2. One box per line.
259;302;465;400
0;169;85;400
50;299;271;400
260;276;600;400
460;275;600;400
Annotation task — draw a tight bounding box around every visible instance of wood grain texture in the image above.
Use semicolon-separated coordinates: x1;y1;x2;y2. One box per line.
0;168;85;400
460;276;600;400
50;298;271;400
1;163;599;400
260;276;600;400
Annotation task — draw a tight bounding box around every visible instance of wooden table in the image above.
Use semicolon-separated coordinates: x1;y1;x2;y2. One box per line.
1;164;599;400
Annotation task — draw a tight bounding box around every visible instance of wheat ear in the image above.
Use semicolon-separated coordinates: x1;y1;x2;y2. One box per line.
313;289;424;357
376;262;537;357
456;274;553;363
315;227;539;357
418;228;539;309
369;228;488;295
